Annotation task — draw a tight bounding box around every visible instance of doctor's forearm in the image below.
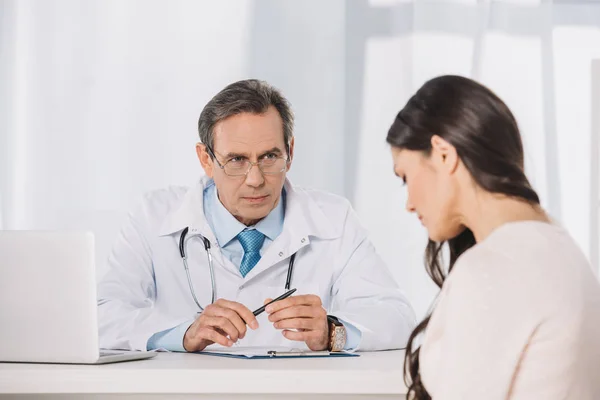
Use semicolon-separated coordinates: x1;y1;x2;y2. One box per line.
97;298;194;351
334;302;416;351
339;319;362;350
147;319;194;352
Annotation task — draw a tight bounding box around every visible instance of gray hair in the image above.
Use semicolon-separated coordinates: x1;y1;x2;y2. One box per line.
198;79;295;157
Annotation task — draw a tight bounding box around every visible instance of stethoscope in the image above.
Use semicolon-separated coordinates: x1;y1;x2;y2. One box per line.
179;226;297;312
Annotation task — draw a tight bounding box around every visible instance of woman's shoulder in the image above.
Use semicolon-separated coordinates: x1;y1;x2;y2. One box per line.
445;239;514;294
456;221;581;270
446;220;592;306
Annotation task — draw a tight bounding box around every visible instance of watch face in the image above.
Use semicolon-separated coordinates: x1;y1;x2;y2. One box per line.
331;326;346;351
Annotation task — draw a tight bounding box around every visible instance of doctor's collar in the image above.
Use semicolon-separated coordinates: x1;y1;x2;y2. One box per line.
158;176;340;240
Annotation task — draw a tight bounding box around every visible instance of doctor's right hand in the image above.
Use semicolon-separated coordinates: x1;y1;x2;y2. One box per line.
183;299;259;352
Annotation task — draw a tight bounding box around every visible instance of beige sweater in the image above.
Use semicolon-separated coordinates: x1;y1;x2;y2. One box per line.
420;221;600;400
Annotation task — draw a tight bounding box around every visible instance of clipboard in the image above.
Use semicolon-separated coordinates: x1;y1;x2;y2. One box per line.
195;346;359;359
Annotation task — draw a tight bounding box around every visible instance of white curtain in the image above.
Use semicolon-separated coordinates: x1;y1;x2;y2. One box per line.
1;0;599;319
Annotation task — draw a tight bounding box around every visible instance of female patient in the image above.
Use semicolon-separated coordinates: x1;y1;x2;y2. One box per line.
387;75;600;399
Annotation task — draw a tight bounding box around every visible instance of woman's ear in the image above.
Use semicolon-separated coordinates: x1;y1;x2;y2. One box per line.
431;135;459;174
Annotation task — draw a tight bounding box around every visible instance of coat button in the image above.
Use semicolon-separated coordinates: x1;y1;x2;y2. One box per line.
279;252;284;257
301;238;305;243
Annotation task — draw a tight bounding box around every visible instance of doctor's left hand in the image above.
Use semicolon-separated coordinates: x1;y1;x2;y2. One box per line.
183;299;259;352
264;294;329;351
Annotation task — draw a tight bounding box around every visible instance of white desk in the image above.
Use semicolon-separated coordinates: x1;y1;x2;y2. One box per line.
0;350;407;399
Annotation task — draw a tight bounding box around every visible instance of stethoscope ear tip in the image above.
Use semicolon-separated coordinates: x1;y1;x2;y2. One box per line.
179;227;189;258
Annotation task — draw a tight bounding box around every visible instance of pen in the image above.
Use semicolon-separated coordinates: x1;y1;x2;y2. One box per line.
252;288;297;317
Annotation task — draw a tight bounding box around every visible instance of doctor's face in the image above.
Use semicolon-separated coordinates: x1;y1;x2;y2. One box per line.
197;106;294;226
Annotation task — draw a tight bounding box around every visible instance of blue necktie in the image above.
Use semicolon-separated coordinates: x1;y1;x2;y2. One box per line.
237;229;266;277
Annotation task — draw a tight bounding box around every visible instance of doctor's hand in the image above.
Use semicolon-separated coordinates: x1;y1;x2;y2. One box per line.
264;294;329;351
183;299;259;352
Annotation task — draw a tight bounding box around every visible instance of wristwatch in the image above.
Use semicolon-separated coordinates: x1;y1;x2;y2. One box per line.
327;315;346;352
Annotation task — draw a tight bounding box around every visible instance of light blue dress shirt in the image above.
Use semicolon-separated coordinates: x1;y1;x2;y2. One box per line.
204;180;284;264
147;180;360;351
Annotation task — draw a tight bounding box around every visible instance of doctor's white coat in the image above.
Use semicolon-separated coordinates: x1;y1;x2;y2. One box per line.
98;177;416;351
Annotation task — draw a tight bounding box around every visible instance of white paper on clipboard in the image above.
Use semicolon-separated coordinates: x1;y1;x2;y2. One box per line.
197;346;358;359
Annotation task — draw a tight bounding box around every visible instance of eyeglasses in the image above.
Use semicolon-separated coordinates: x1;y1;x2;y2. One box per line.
205;145;289;177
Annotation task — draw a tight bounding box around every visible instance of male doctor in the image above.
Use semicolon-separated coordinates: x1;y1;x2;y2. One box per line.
98;79;415;353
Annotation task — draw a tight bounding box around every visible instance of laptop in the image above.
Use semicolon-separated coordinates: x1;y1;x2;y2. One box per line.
0;231;156;364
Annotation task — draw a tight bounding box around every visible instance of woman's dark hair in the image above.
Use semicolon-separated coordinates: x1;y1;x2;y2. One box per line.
386;75;540;399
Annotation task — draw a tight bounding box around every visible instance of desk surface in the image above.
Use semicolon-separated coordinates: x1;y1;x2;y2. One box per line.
0;350;407;396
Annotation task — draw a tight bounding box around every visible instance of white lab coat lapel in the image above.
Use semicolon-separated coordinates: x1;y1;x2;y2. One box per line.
242;180;340;283
158;177;231;274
